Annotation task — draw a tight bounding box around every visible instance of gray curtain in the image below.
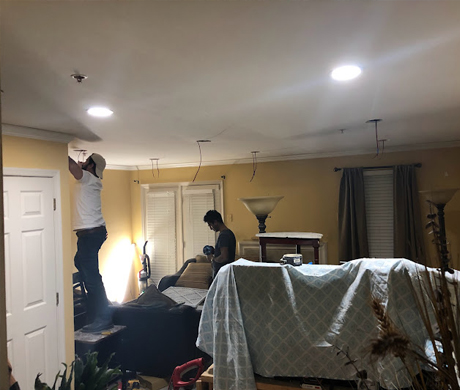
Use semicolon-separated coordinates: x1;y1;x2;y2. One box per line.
338;168;369;261
394;165;426;264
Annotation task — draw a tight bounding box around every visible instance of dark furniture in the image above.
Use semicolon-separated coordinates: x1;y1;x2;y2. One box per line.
111;301;209;378
257;233;321;264
75;325;126;366
73;272;88;330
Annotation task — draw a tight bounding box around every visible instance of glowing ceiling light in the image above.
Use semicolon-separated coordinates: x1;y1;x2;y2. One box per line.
330;65;362;81
87;107;113;117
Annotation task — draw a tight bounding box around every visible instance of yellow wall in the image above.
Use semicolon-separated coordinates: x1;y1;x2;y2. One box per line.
2;135;74;366
69;169;137;303
129;146;460;287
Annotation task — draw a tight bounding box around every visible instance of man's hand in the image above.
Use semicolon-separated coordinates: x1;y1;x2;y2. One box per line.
68;156;83;180
213;247;229;264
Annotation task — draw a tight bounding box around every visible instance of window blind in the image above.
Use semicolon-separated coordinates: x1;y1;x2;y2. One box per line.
364;170;394;258
182;189;216;260
146;191;177;284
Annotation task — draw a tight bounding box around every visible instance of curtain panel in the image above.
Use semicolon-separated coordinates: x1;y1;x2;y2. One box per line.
338;168;369;261
393;165;426;264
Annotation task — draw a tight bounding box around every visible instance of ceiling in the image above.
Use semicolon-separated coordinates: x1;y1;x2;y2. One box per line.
2;1;460;168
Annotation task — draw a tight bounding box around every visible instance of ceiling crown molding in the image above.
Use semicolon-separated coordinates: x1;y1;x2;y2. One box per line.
107;139;460;171
2;123;75;144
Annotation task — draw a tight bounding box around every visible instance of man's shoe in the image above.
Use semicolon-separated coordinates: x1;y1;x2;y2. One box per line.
81;318;114;333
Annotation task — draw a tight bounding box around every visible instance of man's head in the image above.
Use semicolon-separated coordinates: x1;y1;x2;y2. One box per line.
82;153;106;179
204;210;224;232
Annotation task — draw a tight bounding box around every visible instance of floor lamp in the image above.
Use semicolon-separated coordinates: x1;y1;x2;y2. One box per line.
238;196;284;233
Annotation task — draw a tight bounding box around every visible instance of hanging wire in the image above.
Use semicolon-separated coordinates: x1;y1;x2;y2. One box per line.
192;140;211;182
192;141;203;182
366;119;384;158
75;149;87;163
374;121;380;157
150;159;155;178
134;166;140;184
155;159;160;178
250;151;259;182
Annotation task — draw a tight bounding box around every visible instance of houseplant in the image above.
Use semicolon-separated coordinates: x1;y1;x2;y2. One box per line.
369;200;459;390
35;352;121;390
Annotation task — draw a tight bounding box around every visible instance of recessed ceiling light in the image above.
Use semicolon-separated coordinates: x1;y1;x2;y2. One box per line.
87;107;113;117
330;65;362;81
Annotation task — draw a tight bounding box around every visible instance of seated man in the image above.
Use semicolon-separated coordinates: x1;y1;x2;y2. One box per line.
203;210;236;278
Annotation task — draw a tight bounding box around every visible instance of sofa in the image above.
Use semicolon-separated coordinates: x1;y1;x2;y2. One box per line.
112;302;208;377
111;259;212;378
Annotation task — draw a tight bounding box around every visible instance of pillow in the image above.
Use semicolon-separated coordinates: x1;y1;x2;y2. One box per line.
176;263;212;290
125;284;176;308
195;254;210;263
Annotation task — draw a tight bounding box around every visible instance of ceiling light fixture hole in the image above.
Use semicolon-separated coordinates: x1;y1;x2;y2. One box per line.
71;74;88;83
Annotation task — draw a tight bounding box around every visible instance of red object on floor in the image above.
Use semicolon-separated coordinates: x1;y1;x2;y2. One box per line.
170;358;205;390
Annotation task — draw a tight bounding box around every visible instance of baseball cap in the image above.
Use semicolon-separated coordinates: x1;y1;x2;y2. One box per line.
90;153;106;179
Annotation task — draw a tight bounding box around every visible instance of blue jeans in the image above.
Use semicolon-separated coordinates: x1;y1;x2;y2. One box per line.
74;226;111;323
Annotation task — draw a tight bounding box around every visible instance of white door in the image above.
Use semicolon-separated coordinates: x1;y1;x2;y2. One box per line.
4;176;59;388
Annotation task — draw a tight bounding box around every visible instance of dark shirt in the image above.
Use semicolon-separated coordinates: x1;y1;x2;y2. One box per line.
213;229;236;277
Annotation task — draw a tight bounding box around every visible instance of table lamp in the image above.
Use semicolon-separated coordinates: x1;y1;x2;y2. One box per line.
238;196;284;233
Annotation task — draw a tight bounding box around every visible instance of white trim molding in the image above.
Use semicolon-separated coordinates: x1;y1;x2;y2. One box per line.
107;139;460;171
2;123;74;144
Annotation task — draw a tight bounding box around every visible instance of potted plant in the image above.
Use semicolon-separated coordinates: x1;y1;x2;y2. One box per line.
35;352;121;390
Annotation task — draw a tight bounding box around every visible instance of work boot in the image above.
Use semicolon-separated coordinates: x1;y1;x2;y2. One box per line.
81;317;114;333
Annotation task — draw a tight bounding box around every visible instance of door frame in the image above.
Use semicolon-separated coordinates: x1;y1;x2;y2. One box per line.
3;167;66;365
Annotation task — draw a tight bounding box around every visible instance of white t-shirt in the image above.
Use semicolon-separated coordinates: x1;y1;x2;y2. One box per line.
73;170;106;230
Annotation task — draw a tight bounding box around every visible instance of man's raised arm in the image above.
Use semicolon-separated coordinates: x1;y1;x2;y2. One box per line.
68;156;83;180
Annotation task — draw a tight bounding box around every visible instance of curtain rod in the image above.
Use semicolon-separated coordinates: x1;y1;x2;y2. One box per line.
333;163;422;172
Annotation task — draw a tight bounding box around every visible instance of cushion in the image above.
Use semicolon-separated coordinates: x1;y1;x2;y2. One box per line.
195;254;210;263
176;263;212;290
125;284;176;308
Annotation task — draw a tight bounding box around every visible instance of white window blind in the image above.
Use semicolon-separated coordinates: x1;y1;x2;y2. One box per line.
182;189;216;260
146;191;177;284
364;170;394;258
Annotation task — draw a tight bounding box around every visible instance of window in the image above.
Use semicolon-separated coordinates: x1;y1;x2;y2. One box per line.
182;188;217;261
145;190;177;284
363;170;394;258
142;182;222;284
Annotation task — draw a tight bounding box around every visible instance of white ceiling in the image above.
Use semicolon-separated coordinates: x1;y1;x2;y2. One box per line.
2;1;460;168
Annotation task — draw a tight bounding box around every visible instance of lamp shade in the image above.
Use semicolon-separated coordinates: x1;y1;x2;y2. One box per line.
419;188;459;205
238;196;284;216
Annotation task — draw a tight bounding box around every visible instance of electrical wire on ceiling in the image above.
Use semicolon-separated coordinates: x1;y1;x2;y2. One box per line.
134;166;140;184
149;158;159;179
75;149;87;163
250;151;259;182
151;158;160;178
192;140;211;182
366;119;387;158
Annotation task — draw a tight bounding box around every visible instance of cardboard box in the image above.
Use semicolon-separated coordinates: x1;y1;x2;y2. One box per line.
137;375;169;390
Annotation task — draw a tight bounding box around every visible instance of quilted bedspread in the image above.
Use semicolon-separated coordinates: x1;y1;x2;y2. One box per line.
196;258;457;390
